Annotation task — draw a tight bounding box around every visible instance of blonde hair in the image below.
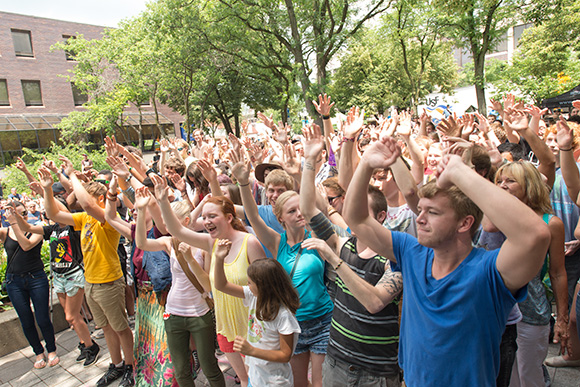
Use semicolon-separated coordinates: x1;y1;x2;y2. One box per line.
495;160;552;214
273;191;299;227
171;200;192;220
265;169;293;191
83;181;107;198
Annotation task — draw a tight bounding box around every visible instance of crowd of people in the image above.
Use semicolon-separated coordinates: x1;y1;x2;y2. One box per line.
1;94;580;387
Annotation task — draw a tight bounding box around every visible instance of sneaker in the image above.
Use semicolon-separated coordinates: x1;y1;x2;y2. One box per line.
76;343;86;362
96;363;124;387
119;364;135;387
83;342;100;367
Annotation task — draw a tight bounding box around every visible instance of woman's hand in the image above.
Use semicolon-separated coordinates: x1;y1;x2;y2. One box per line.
233;336;254;356
150;174;169;202
134;187;151;210
214;239;232;261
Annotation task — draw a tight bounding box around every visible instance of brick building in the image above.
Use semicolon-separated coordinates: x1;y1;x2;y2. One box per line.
0;11;184;167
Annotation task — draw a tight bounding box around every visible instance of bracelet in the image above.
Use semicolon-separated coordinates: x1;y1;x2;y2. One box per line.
560;147;573;152
322;114;331;120
128;166;133;171
9;223;16;226
334;259;343;271
107;194;118;201
328;209;338;217
237;182;250;187
125;175;132;183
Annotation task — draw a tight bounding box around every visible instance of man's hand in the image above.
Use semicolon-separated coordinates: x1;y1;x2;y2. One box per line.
257;112;276;130
438;114;461;138
553;317;569;356
313;93;335;117
37;167;54;189
58;155;75;177
504;108;529;132
344;106;365;139
28;181;44;197
556;116;574;150
198;158;217;183
229;149;251;185
281;143;301;176
104;135;120;157
106;156;130;181
14;157;28;173
361;136;401;170
397;110;412;137
150;174;170;202
434;154;466;189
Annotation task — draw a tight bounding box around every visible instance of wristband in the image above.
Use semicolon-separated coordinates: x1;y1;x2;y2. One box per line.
237;182;250;187
334;260;343;270
560;147;573;152
125;175;132;183
322;114;331;120
9;223;16;226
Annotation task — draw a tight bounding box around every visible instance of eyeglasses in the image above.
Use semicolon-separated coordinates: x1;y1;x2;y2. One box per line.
95;179;110;185
21;210;28;216
327;195;342;204
177;147;185;151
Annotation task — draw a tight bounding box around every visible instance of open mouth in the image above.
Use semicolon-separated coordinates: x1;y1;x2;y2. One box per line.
206;225;217;233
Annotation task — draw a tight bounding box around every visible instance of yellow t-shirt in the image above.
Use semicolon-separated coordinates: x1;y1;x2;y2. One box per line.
210;234;250;341
72;212;122;284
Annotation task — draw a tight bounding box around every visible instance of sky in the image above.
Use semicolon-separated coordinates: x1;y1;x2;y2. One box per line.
0;0;150;28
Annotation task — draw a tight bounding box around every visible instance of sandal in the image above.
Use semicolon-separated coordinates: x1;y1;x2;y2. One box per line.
34;354;47;369
48;353;60;367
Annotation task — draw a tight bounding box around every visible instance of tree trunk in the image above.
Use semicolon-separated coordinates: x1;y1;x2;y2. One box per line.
234;114;240;137
473;52;487;114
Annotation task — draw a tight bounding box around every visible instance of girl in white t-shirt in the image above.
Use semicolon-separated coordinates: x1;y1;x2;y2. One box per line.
213;239;301;386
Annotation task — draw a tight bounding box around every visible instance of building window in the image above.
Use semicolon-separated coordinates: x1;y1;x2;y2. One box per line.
62;35;76;61
11;29;34;57
71;83;88;106
21;80;43;106
0;80;9;106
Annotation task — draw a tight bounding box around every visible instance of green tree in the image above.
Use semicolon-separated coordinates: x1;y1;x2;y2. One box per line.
436;0;522;113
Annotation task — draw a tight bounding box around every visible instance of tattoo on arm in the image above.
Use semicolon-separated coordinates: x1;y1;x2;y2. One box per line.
377;269;403;297
304;161;315;171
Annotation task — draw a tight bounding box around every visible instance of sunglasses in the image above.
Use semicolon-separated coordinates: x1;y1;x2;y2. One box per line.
327;195;342;204
95;179;110;185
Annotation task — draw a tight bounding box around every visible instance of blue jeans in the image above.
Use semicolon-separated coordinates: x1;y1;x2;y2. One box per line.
6;270;56;355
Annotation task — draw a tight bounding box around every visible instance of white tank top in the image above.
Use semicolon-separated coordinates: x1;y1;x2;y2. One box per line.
165;247;210;317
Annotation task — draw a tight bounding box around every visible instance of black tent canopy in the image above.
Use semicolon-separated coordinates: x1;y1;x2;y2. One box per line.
542;84;580;109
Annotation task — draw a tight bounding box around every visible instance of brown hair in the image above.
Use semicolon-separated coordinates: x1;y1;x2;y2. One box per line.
491;122;507;143
205;196;247;232
367;185;388;219
471;145;494;181
186;161;209;194
165;158;186;176
418;181;483;237
322;177;345;196
264;169;293;191
247;258;300;321
224;184;242;205
83;181;107;198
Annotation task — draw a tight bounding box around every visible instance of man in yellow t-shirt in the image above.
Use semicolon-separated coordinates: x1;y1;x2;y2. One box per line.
41;167;135;387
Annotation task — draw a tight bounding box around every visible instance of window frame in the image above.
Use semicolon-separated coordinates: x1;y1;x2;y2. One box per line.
0;80;10;106
11;29;34;58
21;80;43;107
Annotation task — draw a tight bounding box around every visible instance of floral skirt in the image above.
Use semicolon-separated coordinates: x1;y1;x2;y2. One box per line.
134;288;181;386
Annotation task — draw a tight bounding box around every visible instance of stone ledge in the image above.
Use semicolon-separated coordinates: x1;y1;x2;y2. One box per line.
0;300;68;357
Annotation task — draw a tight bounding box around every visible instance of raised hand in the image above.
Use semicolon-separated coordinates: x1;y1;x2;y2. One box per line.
281;143;301;176
524;104;549;120
170;174;186;193
198;158;217;183
397;110;412;137
214;239;232;261
109;174;119;196
159;138;170;153
273;123;290;145
257;112;276;130
302;123;325;159
312;93;335;117
104;135;120;157
437;114;460;138
434;154;465;189
474;112;490;134
106;156;130;180
573;100;580;110
344;106;365;139
28;181;44;197
37;166;54;189
228;133;242;155
460;113;476;139
14;157;28;173
42;156;58;173
134;186;152;210
503;93;515;111
150;173;170;202
503;108;529;132
556;116;574;150
58;155;75;177
489;98;503;113
229;148;251;185
361;136;401;170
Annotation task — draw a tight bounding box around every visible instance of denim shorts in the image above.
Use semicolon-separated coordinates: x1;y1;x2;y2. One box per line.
53;268;85;297
295;311;332;355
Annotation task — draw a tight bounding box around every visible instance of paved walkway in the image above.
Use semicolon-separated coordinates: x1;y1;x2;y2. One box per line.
0;324;239;387
0;323;579;386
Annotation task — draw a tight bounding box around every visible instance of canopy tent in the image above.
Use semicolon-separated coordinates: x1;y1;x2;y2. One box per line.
542;84;580;110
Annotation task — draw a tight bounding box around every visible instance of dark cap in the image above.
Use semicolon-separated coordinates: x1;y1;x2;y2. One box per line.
52;182;66;194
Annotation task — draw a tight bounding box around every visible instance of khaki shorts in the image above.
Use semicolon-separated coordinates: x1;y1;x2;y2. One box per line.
85;278;129;332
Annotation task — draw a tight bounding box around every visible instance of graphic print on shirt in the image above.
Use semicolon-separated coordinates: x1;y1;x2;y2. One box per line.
50;229;73;269
247;308;265;344
83;222;95;253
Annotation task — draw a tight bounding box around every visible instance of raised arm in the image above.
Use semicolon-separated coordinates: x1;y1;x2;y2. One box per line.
556;117;580;204
14;157;38;185
338;106;364;191
4;208;43;251
70;172;105;223
212;239;244;298
343;137;401;261
229;148;281;256
302;238;402;314
312;93;335;143
435;155;551;292
10;207;44;235
151;174;213;252
39;167;74;226
104;175;133;240
134;187;170;253
397;111;424;185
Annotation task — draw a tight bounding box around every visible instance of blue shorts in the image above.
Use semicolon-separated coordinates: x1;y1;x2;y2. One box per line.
53;268;85;297
295;311;332;355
